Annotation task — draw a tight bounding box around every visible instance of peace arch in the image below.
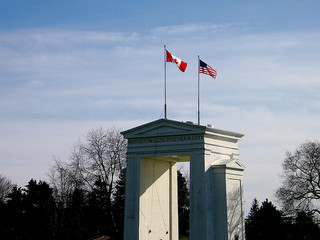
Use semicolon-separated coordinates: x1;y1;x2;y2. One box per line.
121;119;245;240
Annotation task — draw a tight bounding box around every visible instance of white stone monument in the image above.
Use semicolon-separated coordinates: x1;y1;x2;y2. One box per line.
121;119;245;240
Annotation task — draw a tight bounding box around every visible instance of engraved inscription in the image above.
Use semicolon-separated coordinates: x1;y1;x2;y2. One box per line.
129;135;203;145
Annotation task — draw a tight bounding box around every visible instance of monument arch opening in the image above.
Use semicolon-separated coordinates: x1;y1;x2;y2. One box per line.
139;155;189;240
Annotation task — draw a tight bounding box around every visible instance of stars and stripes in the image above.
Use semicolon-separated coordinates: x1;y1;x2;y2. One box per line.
199;59;217;79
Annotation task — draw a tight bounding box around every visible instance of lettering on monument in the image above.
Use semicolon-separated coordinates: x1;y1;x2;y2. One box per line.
128;135;203;145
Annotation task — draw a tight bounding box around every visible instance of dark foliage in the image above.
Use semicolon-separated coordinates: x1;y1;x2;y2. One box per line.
112;169;126;240
47;127;127;239
245;198;320;240
246;199;284;240
283;212;320;240
0;169;192;240
3;176;319;240
0;180;56;240
177;170;190;238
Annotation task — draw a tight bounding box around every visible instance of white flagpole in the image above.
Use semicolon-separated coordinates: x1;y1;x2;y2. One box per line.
198;55;200;125
164;45;167;119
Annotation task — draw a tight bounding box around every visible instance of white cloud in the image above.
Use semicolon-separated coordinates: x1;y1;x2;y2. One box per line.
1;25;320;213
0;29;139;46
151;23;246;36
151;24;212;35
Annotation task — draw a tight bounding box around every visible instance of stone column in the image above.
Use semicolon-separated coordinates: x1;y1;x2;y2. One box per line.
123;153;140;240
211;159;245;240
189;148;207;239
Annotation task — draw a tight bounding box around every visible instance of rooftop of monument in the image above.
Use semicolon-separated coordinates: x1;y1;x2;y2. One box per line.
121;118;244;140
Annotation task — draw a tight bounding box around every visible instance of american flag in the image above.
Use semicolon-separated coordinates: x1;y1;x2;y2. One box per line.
199;59;217;79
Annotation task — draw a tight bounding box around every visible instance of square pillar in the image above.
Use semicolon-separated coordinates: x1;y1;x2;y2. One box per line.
123;153;140;240
211;159;245;240
189;149;207;239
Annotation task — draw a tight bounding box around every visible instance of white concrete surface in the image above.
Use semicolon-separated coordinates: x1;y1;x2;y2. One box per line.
122;119;245;240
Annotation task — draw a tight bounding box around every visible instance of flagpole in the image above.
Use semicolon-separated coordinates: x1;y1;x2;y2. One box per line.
164;45;167;119
198;55;200;125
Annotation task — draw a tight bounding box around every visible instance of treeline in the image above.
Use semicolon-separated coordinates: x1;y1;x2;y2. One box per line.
0;174;125;240
0;170;190;240
2;175;320;240
0;127;190;239
246;198;320;240
245;140;320;240
0;127;128;240
1;128;320;239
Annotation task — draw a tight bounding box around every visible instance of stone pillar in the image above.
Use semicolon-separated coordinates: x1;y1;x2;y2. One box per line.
189;149;207;239
123;153;140;240
211;158;245;240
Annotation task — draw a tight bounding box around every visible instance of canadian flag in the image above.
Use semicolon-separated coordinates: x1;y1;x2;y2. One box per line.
166;50;187;72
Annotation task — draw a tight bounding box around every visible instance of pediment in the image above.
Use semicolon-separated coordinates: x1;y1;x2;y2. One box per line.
211;158;245;170
121;118;206;139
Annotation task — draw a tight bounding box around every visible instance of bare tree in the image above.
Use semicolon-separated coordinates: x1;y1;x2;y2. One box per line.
275;141;320;216
69;127;127;195
48;127;127;235
48;158;84;207
0;174;14;202
49;127;127;201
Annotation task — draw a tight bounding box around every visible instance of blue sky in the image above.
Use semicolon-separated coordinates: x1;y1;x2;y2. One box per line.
2;1;319;32
1;0;320;213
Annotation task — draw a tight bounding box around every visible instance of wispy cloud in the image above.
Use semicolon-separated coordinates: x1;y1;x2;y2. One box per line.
1;25;320;213
1;26;319;122
0;29;139;46
151;23;245;36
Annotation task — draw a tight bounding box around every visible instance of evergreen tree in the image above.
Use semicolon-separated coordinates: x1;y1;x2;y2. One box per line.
285;212;320;240
23;179;56;240
112;169;126;240
63;188;88;240
0;186;25;240
0;180;56;240
245;198;259;238
177;170;190;238
245;199;284;240
85;179;111;238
